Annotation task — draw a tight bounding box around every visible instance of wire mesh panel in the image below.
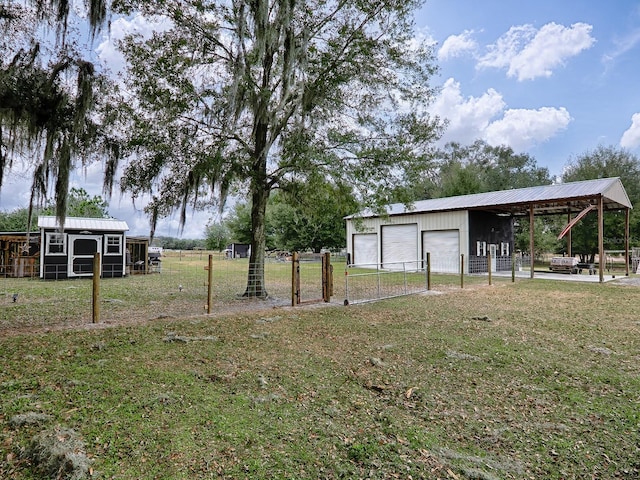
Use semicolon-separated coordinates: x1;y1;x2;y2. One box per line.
344;260;428;305
208;257;293;305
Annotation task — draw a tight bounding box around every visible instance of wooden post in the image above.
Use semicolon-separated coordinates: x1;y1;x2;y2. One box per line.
291;252;300;306
529;205;535;279
460;254;464;289
322;252;332;302
207;254;213;314
426;252;431;291
598;195;604;283
511;252;516;283
92;252;101;324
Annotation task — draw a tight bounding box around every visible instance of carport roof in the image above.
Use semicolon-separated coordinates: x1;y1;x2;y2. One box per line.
347;177;632;219
38;216;129;232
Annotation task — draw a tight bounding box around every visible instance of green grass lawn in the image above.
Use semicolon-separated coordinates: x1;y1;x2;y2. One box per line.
1;275;640;479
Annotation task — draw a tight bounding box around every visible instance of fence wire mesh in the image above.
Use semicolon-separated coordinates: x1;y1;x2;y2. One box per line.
2;249;631;332
0;251;342;332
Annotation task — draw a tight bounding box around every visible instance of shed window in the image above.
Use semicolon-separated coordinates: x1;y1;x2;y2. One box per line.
476;241;487;257
500;242;510;257
105;235;123;255
46;233;66;255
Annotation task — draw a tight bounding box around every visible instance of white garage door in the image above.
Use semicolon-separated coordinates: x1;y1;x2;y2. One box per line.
423;230;460;273
353;234;378;267
382;224;418;270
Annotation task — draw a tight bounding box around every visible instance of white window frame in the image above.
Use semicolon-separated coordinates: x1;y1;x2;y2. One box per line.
476;241;487;257
500;242;510;257
104;234;123;256
46;232;66;255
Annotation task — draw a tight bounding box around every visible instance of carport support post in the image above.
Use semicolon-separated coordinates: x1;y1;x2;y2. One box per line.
92;252;100;324
529;205;535;279
567;210;572;258
207;254;213;314
598;195;604;283
625;208;630;276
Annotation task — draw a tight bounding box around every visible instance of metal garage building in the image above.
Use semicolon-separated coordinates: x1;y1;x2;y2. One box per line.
345;177;633;281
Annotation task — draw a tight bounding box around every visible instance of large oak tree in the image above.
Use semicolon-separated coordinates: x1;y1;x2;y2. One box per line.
110;0;442;296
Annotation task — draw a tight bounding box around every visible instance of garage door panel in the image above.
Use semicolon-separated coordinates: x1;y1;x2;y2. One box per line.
382;224;418;270
353;234;378;266
423;230;459;273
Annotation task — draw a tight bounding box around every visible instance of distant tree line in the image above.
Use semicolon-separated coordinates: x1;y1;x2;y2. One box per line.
152;237;206;251
3;143;638;261
205;141;640;260
0;188;109;231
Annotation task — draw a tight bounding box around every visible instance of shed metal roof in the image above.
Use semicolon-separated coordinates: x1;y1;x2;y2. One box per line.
38;216;129;232
347;177;632;219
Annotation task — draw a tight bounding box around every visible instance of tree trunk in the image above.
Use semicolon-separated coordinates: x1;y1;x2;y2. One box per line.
244;107;270;297
245;181;269;297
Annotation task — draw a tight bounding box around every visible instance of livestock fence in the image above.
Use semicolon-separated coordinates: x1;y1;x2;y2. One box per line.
342;253;531;305
0;251;339;331
2;249;633;332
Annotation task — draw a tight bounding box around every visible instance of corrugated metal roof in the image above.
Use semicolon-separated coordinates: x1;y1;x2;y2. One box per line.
347;177;632;219
37;216;129;232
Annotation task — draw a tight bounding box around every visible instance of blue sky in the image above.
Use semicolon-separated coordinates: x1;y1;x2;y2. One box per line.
416;0;640;177
2;1;640;238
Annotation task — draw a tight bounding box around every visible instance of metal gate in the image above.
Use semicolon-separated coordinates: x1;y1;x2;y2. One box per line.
344;259;428;305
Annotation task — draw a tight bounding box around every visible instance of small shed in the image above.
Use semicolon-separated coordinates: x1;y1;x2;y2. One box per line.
38;216;129;279
226;243;250;259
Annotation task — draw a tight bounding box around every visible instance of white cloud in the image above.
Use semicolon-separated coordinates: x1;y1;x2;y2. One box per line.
438;30;478;61
430;77;572;150
478;22;595;81
477;25;535;70
620;113;640;149
431;78;506;144
484;107;572;151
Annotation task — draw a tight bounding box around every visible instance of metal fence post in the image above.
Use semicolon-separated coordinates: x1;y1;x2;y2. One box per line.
488;252;492;286
291;252;300;306
344;268;350;306
403;262;408;295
